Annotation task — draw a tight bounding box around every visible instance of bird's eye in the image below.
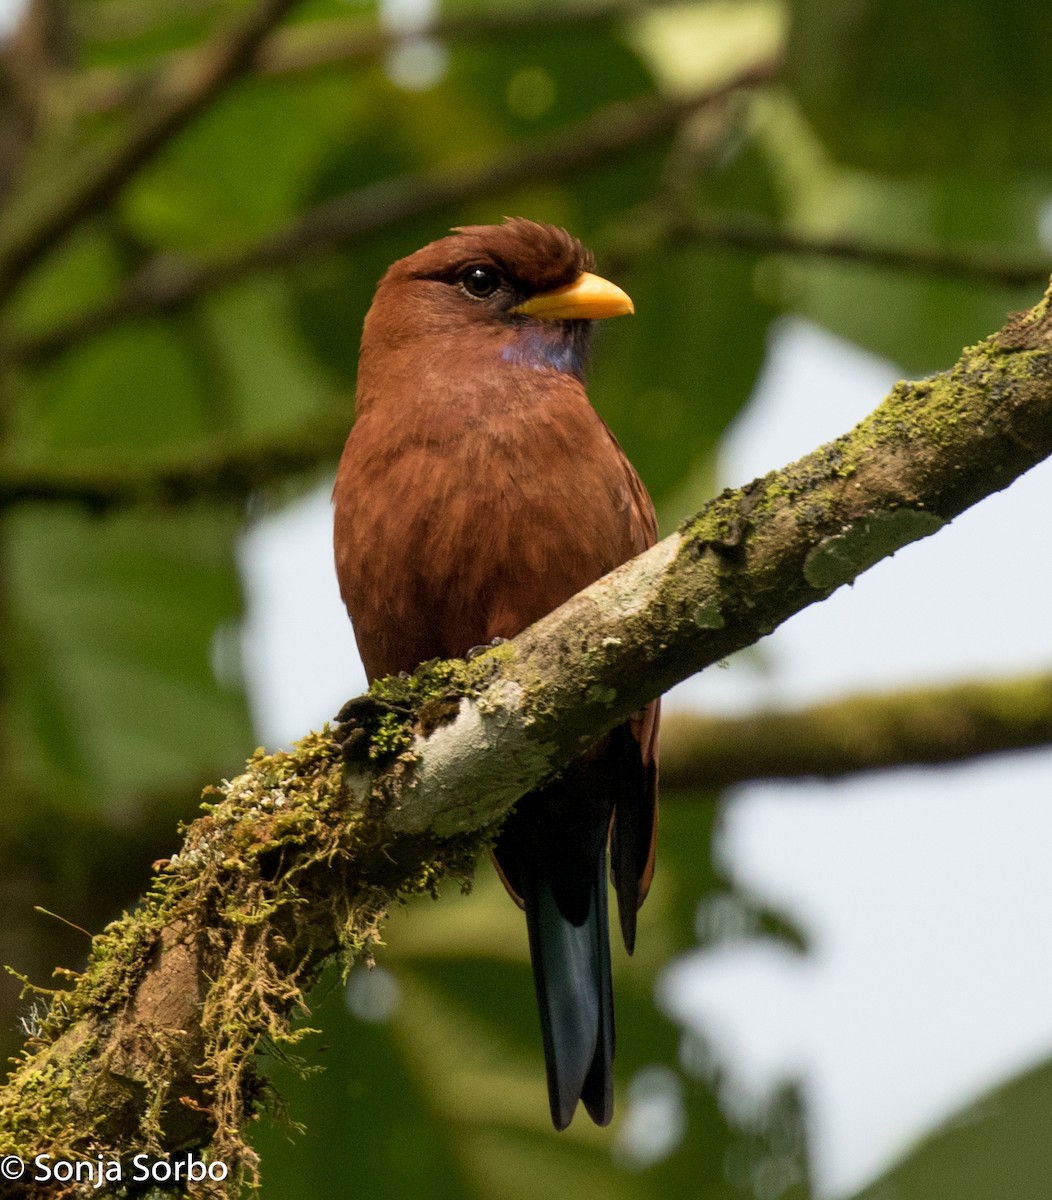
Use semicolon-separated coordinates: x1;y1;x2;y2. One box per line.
460;266;502;298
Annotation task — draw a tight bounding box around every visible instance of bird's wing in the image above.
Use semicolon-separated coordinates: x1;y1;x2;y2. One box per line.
601;425;661;951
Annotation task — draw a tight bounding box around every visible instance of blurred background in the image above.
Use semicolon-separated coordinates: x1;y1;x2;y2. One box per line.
1;0;1051;1196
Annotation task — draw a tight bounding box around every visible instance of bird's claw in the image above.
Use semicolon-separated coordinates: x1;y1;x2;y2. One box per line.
335;694;411;725
466;636;508;661
334;693;414;761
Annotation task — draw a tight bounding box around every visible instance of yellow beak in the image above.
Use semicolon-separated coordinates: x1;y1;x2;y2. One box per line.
509;271;634;321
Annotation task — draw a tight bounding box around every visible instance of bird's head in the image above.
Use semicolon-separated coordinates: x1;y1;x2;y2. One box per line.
359;218;633;385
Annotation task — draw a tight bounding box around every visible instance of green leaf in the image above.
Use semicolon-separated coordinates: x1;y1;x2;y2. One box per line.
124;73;365;254
197;276;337;434
7;507;250;804
8;228;125;339
23;321;214;451
782;172;1044;373
74;0;233;68
787;0;1052;174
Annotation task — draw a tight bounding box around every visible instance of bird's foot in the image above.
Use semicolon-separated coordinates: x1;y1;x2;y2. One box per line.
466;636;508;661
335;693;414;725
334;693;414;762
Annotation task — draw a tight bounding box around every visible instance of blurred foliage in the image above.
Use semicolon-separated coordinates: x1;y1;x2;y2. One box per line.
0;0;1049;1196
787;0;1052;176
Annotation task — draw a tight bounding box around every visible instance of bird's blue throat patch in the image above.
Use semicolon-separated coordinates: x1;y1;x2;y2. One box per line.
501;323;589;379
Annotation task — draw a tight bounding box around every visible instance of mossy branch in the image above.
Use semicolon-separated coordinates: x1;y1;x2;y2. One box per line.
660;671;1052;792
1;285;1051;1195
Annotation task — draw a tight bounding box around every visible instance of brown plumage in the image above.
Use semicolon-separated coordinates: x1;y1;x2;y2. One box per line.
333;218;659;1129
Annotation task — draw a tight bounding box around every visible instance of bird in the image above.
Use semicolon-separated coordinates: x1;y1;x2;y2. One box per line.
333;217;659;1130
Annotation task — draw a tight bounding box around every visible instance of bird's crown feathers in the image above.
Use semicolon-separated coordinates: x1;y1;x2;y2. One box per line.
388;217;594;296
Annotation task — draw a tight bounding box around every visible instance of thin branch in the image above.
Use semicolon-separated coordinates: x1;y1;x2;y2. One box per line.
0;0;302;306
5;61;779;368
0;0;75;203
0;411;349;513
74;0;699;116
2;278;1051;1189
644;210;1052;290
660;672;1052;793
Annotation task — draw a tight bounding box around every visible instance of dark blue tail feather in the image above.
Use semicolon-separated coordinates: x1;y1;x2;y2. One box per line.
492;721;653;1129
523;849;614;1129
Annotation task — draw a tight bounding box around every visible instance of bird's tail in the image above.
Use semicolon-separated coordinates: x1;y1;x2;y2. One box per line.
492;730;650;1129
522;848;614;1129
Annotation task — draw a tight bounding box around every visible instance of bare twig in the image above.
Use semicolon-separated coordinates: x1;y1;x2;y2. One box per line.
0;0;74;202
6;61;779;366
661;672;1052;792
642;210;1052;290
0;410;348;512
0;0;302;305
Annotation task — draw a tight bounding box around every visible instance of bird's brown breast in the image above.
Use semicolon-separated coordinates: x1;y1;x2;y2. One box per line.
334;353;649;681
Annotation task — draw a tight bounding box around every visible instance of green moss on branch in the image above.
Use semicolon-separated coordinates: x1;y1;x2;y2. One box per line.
0;730;482;1196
